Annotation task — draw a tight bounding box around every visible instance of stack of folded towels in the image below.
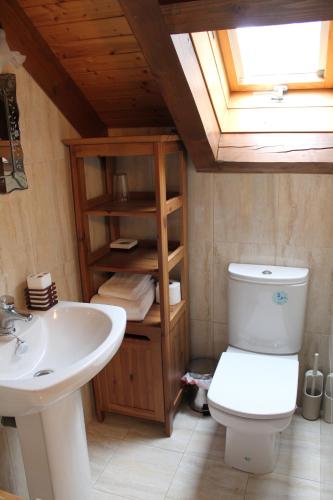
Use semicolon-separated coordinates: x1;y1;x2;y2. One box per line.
90;273;155;321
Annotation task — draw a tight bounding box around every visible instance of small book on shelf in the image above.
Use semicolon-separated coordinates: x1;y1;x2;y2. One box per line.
110;238;138;250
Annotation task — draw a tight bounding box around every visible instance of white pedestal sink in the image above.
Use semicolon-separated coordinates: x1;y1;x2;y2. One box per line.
0;301;126;500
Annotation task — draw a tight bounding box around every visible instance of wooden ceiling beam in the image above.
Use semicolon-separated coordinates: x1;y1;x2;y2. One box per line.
0;0;107;137
119;0;217;171
162;0;333;34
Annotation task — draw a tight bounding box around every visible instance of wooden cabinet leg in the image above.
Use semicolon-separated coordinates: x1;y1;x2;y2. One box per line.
164;415;172;437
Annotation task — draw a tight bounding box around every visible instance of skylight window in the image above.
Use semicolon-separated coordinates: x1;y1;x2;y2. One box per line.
218;21;333;90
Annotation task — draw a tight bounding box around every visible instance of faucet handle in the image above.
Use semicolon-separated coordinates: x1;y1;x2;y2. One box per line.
0;295;14;310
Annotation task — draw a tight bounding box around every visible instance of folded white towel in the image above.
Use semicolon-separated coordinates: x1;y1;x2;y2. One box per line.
91;281;155;321
98;273;152;301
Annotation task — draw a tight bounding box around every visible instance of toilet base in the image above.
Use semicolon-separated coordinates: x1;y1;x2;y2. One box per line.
225;428;280;474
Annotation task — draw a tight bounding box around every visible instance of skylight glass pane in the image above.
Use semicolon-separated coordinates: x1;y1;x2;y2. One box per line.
234;22;324;78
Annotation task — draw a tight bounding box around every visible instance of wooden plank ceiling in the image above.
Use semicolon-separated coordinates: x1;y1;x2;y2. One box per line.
17;0;173;128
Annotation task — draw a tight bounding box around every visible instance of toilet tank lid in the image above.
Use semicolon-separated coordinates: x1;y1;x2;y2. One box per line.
228;263;309;285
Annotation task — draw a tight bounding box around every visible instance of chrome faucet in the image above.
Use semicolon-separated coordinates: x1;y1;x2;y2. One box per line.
0;295;33;336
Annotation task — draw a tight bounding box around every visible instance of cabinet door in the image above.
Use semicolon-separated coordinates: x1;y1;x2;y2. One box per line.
93;332;165;422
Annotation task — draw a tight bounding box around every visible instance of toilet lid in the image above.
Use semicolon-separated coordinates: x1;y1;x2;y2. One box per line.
208;352;299;419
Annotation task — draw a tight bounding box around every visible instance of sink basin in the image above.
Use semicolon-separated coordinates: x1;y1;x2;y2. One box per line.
0;300;126;500
0;301;126;416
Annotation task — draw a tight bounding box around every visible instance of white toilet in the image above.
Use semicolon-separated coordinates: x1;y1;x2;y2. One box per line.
208;263;309;474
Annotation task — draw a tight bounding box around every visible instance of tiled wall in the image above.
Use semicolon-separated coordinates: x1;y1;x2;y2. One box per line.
187;159;333;379
0;68;81;306
0;67;83;497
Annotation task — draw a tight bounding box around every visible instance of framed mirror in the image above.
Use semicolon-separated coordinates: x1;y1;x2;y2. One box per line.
0;73;27;193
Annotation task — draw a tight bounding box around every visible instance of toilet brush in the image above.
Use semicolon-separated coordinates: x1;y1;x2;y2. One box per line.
310;353;319;396
302;352;324;420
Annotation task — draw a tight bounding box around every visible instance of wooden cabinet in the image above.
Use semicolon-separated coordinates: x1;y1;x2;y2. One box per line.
64;134;189;435
93;331;164;422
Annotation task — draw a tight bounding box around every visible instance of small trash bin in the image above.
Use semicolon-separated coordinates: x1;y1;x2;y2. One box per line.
182;358;217;416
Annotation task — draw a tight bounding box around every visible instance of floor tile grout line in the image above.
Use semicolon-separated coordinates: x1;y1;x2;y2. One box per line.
88;419;132;486
93;483;133;500
88;409;326;499
243;472;250;499
91;439;123;486
163;448;187;499
163;420;199;499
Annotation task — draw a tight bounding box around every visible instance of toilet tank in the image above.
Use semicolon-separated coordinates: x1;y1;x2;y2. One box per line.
228;263;309;355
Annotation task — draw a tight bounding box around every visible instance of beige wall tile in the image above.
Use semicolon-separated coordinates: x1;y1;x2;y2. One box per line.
213;322;229;359
17;68;78;165
188;160;213;242
277;174;333;248
213;173;278;245
85;158;106;200
189;239;213;321
115;155;154;192
190;320;214;359
299;333;332;383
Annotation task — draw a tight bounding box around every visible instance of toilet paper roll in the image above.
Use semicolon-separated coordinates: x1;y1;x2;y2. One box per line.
155;280;181;305
27;272;52;290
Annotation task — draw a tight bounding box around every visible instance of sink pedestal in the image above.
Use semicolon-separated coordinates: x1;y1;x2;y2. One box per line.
16;390;92;500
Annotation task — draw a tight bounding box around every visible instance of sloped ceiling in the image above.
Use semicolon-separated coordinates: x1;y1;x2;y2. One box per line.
17;0;173;128
6;0;333;172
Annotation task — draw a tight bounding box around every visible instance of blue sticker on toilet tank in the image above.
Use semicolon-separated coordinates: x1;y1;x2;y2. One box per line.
273;291;288;305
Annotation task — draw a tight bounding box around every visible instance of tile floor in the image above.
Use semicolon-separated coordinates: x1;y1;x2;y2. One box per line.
87;406;331;500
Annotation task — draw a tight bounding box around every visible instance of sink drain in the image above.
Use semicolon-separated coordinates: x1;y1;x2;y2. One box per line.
34;369;54;377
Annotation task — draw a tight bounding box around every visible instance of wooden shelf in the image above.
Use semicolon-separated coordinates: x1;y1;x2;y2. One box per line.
84;194;183;217
67;133;188;435
89;243;182;274
126;300;186;334
85;199;157;217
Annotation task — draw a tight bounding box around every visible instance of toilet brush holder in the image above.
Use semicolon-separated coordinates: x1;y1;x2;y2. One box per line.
302;372;323;420
323;373;333;424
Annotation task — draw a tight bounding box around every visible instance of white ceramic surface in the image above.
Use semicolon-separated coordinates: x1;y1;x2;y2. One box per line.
209;264;308;474
0;300;126;500
209;351;299;419
228;263;309;354
0;301;126;416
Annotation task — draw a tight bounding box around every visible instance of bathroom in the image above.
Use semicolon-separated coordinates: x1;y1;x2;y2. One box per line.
0;1;333;499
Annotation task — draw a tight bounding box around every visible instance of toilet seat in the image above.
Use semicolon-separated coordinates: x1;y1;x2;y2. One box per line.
208;350;299;420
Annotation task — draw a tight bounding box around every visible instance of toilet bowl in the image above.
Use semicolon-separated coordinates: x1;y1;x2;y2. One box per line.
208;347;299;474
208;263;309;474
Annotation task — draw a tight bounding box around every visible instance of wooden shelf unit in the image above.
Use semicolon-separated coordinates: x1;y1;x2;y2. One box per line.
65;134;189;435
83;193;183;218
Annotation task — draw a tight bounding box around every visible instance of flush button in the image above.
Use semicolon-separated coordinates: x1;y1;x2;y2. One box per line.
262;270;272;275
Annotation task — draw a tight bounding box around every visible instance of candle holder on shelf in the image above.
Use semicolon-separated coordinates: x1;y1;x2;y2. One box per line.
25;282;58;311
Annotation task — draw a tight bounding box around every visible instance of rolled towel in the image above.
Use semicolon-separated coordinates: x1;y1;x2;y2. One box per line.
91;282;155;321
98;273;152;301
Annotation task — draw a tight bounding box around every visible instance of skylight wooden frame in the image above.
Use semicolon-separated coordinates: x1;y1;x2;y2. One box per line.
122;0;333;173
218;21;333;91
